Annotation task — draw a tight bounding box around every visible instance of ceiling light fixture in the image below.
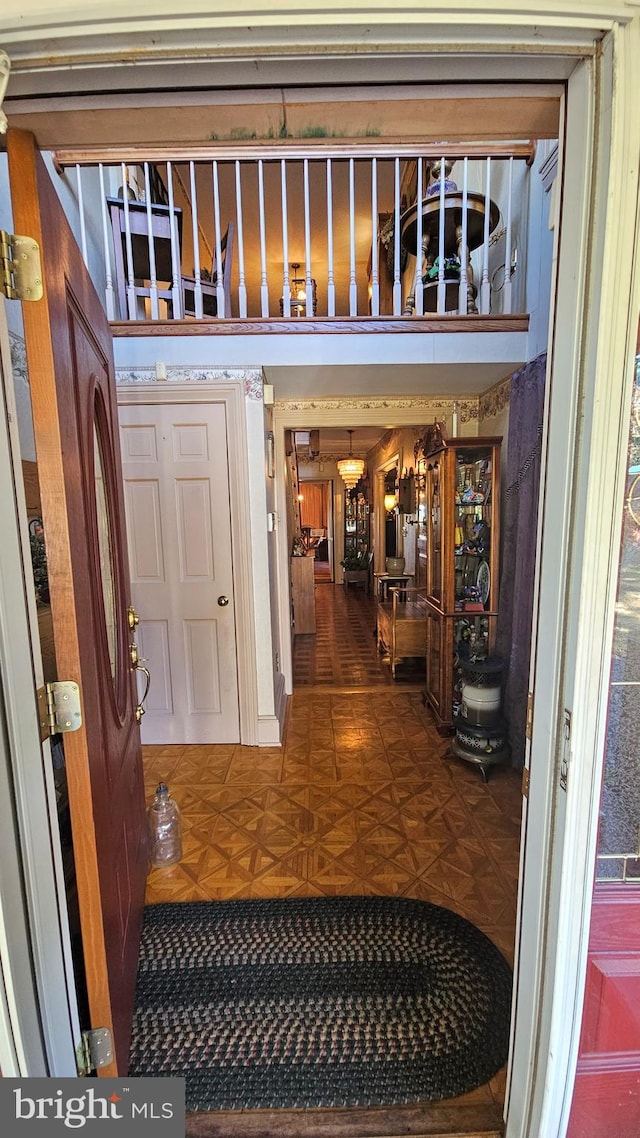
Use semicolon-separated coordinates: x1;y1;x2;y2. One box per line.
280;263;318;317
337;430;365;490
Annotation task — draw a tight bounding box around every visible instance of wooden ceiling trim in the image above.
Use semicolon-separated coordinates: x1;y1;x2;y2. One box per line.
10;94;560;151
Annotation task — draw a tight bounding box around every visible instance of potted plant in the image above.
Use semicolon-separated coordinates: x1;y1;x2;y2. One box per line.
424;255;461;282
340;549;371;590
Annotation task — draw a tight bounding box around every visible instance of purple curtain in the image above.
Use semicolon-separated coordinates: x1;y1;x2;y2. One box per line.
496;352;547;768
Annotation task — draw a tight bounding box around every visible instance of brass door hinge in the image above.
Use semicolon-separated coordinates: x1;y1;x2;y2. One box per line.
525;691;534;741
0;230;43;301
522;767;530;799
36;681;82;741
76;1028;113;1075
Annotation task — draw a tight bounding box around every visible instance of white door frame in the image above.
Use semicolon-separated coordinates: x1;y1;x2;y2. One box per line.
117;381;260;746
0;300;79;1075
298;477;335;579
2;10;640;1127
375;453;401;575
510;25;640;1138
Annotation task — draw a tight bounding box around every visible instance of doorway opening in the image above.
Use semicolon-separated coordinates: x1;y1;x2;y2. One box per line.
298;478;334;583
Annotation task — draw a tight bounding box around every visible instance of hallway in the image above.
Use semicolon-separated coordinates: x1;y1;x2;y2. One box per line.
292;580;422;687
143;582;521;966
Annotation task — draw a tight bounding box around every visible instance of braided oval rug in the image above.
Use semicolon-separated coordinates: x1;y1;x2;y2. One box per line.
128;895;512;1112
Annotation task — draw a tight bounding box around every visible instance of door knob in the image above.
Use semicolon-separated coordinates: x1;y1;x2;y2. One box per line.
217;595;229;607
129;642;139;666
127;605;139;631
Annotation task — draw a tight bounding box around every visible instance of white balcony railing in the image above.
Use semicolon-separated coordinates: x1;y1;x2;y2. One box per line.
56;141;534;324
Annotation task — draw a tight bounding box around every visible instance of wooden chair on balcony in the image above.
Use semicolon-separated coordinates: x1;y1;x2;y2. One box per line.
107;195;183;319
182;223;235;318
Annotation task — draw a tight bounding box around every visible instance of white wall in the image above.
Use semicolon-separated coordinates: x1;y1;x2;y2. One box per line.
244;387;282;741
526;142;557;359
42;155;109;312
0;156;35;462
263;405;287;732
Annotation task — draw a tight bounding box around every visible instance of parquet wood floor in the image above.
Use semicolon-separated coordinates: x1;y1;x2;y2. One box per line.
293;583;424;687
143;693;520;964
142;587;521;1130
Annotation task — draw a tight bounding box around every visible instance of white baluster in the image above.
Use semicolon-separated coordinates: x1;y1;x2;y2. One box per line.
458;156;469;315
503;157;514;314
235;160;247;318
349;158;357;316
258;159;269;317
414;156;424;316
121;162;136;320
480;157;492;315
280;160;291;317
75;165;88;267
189;160;203;319
143;162;159;319
393;157;401;316
98;163;115;320
437;155;446;314
370;158;379;317
212;160;225;317
326;159;335;318
303;158;313;316
166;161;182;319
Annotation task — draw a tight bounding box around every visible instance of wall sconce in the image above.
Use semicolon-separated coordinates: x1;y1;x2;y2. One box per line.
266;430;275;478
384;491;398;513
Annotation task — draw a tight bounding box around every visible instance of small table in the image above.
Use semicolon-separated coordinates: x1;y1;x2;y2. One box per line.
374;573;413;602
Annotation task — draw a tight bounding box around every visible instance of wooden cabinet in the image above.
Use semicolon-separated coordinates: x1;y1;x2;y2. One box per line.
377;587;426;679
290;555;316;634
422;436;501;731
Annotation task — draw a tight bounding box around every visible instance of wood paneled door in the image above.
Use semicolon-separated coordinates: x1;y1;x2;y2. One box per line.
119;401;240;744
7;129;148;1074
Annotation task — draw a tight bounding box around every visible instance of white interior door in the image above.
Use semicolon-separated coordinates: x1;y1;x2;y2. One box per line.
119;402;239;744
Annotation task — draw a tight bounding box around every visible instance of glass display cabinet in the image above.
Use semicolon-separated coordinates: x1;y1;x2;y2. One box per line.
421;434;501;732
344;485;369;560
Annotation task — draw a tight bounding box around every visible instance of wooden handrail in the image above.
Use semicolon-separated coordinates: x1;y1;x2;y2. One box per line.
55;139;536;166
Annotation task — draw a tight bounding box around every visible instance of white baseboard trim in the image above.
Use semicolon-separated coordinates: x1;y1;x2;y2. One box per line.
257;714;282;746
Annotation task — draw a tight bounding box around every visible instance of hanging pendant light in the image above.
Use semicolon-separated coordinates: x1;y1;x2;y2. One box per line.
337;430;365;490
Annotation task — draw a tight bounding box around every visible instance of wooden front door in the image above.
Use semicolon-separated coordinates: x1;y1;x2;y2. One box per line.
119;400;240;744
8;129;147;1074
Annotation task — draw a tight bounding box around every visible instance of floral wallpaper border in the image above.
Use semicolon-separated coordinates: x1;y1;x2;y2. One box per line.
9;331;28;388
478;375;511;421
275;395;480;423
115;366;264;400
